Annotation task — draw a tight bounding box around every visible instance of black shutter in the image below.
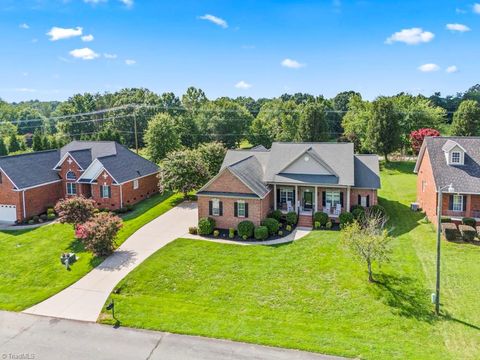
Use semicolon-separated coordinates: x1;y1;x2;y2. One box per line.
234;202;238;217
448;195;453;211
245;203;249;218
463;195;467;212
340;192;344;207
219;201;223;216
108;186;111;199
209;201;213;216
358;195;361;205
366;195;370;207
322;191;326;207
277;188;281;204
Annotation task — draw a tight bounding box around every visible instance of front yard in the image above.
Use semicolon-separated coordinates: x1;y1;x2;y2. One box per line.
0;192;182;311
99;162;480;359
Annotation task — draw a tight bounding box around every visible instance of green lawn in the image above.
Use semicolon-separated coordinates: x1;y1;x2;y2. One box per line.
99;162;480;359
0;192;182;311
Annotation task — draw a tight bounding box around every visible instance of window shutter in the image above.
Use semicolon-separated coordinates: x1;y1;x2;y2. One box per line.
366;195;370;207
463;195;467;212
358;194;361;205
234;202;238;217
340;192;344;207
322;191;326;207
209;201;213;216
277;188;281;203
245;203;249;218
219;201;223;216
108;186;111;198
448;195;453;211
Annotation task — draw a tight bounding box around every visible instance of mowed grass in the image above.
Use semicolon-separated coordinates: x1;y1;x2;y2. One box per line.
100;161;480;359
0;192;182;311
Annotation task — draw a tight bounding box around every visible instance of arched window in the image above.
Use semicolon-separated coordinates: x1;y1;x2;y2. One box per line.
66;171;76;180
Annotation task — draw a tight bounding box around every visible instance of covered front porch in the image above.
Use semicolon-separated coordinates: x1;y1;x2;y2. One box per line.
273;184;350;217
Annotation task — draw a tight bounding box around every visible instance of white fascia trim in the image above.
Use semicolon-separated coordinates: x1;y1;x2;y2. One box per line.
52;152;84;171
92;166;119;185
78;158;102;182
268;182;349;188
0;166;19;190
13;179;62;191
118;171;160;185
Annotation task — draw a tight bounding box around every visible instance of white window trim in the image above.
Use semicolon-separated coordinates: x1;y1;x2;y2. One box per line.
451;151;461;164
66;183;76;195
325;191;341;207
279;187;294;204
452;194;463;212
212;198;220;216
101;185;110;199
133;179;139;190
66;170;77;180
237;200;246;218
360;196;367;207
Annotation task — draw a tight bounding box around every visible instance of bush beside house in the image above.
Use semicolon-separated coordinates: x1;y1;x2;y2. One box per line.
459;224;476;242
442;223;460;241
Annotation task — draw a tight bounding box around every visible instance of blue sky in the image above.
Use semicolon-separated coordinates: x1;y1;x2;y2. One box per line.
1;0;479;102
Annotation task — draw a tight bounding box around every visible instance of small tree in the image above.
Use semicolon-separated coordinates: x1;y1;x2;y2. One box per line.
75;212;123;257
8;134;21;153
409;128;440;154
159;149;209;199
0;138;8;156
342;210;391;282
197;142;227;177
55;196;96;228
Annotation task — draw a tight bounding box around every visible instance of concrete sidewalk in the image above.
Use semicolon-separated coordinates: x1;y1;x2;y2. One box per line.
0;311;345;360
23;201;197;322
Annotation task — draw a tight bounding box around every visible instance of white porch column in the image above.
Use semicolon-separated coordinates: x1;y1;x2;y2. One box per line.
273;184;277;210
346;186;351;212
295;185;299;212
314;186;318;212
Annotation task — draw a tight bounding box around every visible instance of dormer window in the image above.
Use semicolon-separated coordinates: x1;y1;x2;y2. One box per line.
451;151;461;164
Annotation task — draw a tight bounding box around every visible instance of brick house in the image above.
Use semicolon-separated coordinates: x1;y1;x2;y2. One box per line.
197;142;381;229
414;136;480;224
0;141;159;223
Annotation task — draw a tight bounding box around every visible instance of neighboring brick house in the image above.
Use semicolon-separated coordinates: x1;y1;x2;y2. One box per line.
0;141;159;223
414;136;480;225
197;142;381;229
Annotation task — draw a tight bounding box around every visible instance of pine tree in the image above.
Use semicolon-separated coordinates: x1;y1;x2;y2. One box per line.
50;137;58;149
42;135;51;150
8;134;21;153
0;138;8;156
32;130;43;151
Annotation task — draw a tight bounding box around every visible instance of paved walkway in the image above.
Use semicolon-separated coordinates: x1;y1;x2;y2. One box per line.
1;311;345;360
24;201;198;322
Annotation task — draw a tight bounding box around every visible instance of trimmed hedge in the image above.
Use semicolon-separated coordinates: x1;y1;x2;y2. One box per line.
286;211;298;225
459;224;476;242
314;212;329;227
198;217;215;235
229;228;235;239
369;204;386;217
352;208;365;221
339;212;354;228
261;218;280;235
267;210;283;222
440;217;452;223
462;217;476;227
254;226;269;241
237;220;255;239
442;222;459;241
350;204;364;213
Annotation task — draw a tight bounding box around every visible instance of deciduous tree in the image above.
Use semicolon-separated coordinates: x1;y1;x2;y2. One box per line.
451;100;480;136
145;113;181;163
55;196;96;228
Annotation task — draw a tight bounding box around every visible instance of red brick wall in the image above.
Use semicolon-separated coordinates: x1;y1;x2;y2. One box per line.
204;169;252;193
350;189;378;209
23;181;63;220
91;171;121;210
0;170;23;220
416;148;438;223
122;173;159;207
58;156;85;197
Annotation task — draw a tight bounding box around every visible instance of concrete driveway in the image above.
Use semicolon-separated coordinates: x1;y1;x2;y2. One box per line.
1;311;345;360
24;201;197;322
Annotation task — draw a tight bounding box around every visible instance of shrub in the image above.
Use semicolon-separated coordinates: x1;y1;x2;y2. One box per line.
462;217;476;227
198;217;215;235
33;215;40;223
459;225;476;242
40;214;48;221
440;217;452;223
213;230;220;237
188;226;198;235
55;196;96;227
237;220;254;238
326;221;332;229
314;212;328;226
352;208;366;221
339;212;354;228
369;205;386;217
261;218;280;235
267;210;283;222
286;224;292;232
350;204;365;213
75;212;123;257
442;223;459;241
116;207;128;214
242;235;247;240
286;211;298;225
229;228;235;239
314;221;321;230
278;230;283;236
47;208;55;215
47;213;56;221
28;219;34;225
126;204;134;211
254;226;269;240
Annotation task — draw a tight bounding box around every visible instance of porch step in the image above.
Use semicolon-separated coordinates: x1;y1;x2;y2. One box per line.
298;215;313;228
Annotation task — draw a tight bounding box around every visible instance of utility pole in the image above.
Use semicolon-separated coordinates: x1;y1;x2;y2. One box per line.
133;110;139;154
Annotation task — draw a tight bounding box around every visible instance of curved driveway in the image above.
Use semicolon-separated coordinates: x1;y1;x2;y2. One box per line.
24;201;197;322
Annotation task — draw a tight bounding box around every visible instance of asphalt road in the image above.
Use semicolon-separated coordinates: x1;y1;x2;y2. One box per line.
0;311;345;360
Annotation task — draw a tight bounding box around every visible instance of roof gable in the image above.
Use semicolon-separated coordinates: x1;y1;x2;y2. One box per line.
279;148;337;176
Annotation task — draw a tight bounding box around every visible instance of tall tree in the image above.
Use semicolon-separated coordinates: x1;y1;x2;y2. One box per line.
365;97;401;162
342;94;371;152
295;101;329;142
197;142;227;177
8;134;21;153
181;87;208;112
32;130;43;151
144;113;181;163
0;138;8;156
451;100;480;136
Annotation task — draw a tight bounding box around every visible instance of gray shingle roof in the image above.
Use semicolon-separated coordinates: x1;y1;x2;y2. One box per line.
354;155;381;189
420;137;480;193
61;141;117;159
227;156;270;198
69;149;92;169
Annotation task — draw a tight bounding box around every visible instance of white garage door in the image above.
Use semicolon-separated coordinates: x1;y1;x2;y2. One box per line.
0;205;17;223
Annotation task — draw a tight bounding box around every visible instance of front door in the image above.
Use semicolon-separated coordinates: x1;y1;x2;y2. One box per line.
303;191;313;210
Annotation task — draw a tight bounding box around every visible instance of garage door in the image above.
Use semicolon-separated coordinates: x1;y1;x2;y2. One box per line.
0;205;17;223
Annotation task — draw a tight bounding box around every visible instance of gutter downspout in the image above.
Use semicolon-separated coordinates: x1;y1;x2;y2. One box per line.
22;190;26;220
120;184;123;208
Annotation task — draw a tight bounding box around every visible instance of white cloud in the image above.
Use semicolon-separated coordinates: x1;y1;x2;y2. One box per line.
446;65;458;73
281;58;305;69
104;53;118;59
125;59;136;65
474;3;480;14
81;34;94;42
235;81;252;89
22;72;28;77
47;26;83;41
385;27;434;45
446;23;471;32
119;0;133;7
69;47;99;60
15;88;36;93
456;8;467;14
198;14;228;28
418;63;440;72
84;0;107;4
19;23;29;29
